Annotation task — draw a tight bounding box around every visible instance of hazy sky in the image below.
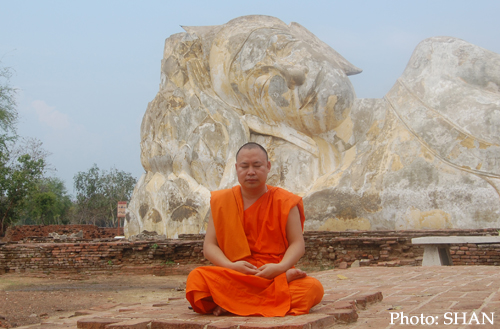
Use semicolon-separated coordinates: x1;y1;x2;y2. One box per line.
1;0;499;196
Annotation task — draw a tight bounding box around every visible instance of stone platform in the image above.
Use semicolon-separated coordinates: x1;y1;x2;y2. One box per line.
16;266;500;329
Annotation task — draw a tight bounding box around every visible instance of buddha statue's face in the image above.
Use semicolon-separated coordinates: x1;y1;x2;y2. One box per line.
228;27;356;136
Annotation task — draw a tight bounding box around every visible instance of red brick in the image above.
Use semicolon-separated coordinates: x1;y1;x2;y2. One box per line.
320;308;358;323
240;314;335;329
90;304;120;311
152;302;170;307
359;291;383;303
118;307;148;313
105;319;151;329
75;311;96;316
77;318;123;329
337;262;347;269
331;301;355;309
151;319;211;329
400;259;415;265
206;319;241;329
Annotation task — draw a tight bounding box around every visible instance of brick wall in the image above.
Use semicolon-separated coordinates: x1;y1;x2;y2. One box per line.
300;235;421;269
2;225;123;242
0;228;498;276
0;240;206;276
450;243;500;265
298;229;500;269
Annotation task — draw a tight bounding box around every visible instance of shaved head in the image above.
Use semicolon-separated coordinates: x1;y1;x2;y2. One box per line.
236;142;268;161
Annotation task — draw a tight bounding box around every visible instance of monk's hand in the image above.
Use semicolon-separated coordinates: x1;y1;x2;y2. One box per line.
229;261;259;275
254;263;286;280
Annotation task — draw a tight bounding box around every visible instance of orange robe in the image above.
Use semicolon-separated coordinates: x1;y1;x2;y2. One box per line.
185;185;324;317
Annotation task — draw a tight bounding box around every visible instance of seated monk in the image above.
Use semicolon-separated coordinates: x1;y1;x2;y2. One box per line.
186;142;324;316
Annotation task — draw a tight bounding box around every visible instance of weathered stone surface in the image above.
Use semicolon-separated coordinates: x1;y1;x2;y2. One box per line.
304;37;500;231
126;15;500;237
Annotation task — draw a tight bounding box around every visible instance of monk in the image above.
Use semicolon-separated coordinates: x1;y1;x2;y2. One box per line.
186;142;324;317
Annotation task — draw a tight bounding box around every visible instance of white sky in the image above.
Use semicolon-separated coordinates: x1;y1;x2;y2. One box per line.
1;0;499;196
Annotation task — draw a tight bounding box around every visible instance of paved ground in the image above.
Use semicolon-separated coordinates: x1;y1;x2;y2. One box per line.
10;266;500;329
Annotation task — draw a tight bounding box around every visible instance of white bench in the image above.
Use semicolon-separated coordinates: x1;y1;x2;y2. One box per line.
411;236;500;266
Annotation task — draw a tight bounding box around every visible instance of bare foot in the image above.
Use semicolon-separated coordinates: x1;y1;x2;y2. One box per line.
286;268;307;282
213;305;228;316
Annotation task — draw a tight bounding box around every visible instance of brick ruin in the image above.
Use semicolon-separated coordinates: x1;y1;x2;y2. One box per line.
2;224;123;242
0;226;499;275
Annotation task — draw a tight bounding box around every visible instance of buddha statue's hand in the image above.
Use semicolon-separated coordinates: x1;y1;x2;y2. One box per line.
229;260;259;275
254;263;286;280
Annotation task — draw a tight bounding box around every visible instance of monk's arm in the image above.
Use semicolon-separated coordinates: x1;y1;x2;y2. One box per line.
203;212;259;275
255;206;305;279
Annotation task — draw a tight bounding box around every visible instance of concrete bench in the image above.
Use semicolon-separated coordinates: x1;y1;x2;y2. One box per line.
411;236;500;266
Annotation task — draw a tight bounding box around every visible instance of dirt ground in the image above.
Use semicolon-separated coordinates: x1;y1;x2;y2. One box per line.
0;273;187;328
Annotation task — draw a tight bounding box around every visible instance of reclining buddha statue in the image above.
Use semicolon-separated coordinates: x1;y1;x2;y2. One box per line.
125;15;500;237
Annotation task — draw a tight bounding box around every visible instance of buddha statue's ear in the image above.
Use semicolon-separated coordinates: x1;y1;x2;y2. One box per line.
289;22;362;76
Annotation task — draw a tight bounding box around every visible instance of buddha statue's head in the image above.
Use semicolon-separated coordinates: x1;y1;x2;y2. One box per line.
186;15;362;136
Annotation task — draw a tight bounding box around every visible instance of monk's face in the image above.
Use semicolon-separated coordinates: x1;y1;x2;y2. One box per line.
235;147;271;191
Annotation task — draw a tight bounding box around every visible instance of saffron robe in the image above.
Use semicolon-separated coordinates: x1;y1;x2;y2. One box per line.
185;185;324;317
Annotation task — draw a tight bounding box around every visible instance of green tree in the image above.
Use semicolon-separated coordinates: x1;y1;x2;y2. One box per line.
0;63;58;235
0;152;45;235
0;63;49;234
19;177;73;225
73;164;136;227
102;167;137;227
0;63;18;133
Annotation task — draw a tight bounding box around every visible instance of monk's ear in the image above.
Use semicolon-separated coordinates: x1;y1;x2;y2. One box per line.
267;160;271;171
